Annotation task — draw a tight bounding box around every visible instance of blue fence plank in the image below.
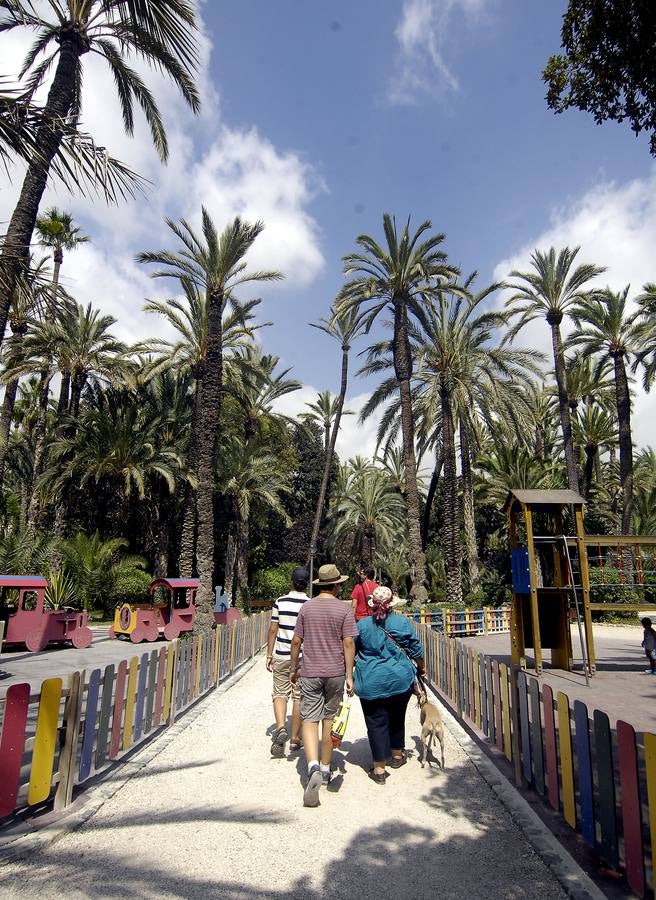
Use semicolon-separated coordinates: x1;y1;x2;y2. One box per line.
573;700;595;848
518;671;532;784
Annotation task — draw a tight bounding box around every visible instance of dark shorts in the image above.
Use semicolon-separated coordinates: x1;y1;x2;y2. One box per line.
300;676;345;722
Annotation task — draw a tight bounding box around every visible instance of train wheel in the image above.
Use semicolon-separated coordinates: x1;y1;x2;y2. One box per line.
145;626;159;643
72;627;93;649
130;626;145;644
163;623;180;641
108;627;116;639
26;631;47;652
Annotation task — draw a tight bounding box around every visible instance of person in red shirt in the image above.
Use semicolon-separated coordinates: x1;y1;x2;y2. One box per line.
351;568;379;621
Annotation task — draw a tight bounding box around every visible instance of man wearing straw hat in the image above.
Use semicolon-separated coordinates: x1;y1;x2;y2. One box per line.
290;563;357;807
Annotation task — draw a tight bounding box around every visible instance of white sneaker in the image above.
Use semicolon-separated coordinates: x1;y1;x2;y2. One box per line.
643;668;655;674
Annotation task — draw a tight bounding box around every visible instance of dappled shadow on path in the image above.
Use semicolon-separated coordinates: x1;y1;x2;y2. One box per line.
0;754;565;900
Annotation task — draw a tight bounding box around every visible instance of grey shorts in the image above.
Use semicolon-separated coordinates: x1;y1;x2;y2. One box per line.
300;676;345;723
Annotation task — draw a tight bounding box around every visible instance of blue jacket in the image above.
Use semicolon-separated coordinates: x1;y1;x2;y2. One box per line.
354;614;424;700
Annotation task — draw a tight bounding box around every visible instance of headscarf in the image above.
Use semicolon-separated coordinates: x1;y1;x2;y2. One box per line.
368;585;393;622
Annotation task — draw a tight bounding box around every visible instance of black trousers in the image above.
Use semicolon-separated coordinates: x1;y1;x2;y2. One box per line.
360;689;413;762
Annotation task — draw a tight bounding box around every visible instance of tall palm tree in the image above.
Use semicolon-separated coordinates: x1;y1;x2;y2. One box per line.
0;0;200;348
35;208;88;298
138;211;282;631
340;215;459;602
306;303;362;572
570;286;652;534
141;278;264;578
505;246;605;493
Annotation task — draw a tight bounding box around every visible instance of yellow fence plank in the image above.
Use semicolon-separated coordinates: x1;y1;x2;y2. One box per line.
123;656;139;751
500;663;512;762
557;691;576;828
28;677;63;806
645;732;656;885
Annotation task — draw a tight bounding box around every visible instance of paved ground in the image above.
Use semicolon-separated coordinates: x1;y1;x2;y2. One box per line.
0;657;577;900
0;627;174;698
462;624;656;733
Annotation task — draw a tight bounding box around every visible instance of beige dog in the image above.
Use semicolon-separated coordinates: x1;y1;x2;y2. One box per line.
418;691;445;769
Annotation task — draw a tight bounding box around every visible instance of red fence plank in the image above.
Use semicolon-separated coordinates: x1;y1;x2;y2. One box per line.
542;684;559;812
0;683;30;817
617;720;645;897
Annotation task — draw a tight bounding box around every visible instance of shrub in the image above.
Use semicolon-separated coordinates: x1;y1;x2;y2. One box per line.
250;562;304;601
108;568;153;607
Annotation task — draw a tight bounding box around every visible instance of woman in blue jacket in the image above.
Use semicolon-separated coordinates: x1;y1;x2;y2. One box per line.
354;586;425;783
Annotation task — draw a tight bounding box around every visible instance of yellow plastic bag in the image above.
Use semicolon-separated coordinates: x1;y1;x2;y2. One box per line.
331;697;351;748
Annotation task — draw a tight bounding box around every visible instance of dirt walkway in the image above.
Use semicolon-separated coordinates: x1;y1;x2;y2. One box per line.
0;657;573;899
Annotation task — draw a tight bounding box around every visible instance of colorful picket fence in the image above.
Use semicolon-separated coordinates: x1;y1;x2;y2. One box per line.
410;606;510;636
0;612;270;822
415;624;656;897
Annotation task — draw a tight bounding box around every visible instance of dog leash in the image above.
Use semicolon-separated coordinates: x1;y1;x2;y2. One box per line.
380;625;426;694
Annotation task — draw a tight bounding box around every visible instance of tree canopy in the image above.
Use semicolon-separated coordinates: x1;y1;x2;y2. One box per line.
543;1;656;154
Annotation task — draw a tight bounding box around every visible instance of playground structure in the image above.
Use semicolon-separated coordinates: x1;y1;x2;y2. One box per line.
0;575;92;652
109;577;198;643
506;489;656;678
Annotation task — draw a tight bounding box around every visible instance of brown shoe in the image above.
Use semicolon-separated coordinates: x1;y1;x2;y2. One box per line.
390;752;407;769
368;769;387;784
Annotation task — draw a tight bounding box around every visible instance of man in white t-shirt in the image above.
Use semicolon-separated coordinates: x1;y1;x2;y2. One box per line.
266;567;309;758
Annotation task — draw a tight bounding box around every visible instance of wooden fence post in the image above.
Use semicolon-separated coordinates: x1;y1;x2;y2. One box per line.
509;665;523;786
54;670;84;812
168;640;179;726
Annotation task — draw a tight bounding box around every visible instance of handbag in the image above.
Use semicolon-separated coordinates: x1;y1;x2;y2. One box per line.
331;695;351;748
381;625;425;696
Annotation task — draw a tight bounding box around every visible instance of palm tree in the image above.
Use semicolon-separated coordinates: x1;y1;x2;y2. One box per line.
505;247;605;493
0;0;200;348
328;460;405;568
573;405;617;501
570;286;652;533
140;278;265;578
59;531;146;613
227;346;300;445
340;215;459;602
220;436;291;603
138;211;282;631
302;390;352;453
306;304;362;573
35;208;88;298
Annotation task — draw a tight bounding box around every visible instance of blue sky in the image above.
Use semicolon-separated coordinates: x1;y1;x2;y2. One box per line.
1;1;655;456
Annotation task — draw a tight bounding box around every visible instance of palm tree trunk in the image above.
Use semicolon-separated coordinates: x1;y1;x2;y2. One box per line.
0;36;85;348
393;296;428;602
68;372;86;419
460;417;480;595
440;388;462;605
194;291;224;631
57;370;71;417
0;377;19;487
179;379;201;577
26;371;52;528
613;353;633;534
421;448;442;550
582;447;596;502
308;342;349;565
549;319;579;492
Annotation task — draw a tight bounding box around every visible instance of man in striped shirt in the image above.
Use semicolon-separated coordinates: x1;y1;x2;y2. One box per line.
266;567;309;758
290;563;357;807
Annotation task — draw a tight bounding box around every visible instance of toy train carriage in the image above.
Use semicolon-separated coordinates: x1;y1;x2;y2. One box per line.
0;575;92;652
109;577;198;643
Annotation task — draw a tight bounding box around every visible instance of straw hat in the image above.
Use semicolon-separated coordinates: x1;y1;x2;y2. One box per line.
312;563;349;586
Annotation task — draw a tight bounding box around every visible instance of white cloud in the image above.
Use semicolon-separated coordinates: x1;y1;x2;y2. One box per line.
389;0;489;104
0;4;325;335
493;167;656;450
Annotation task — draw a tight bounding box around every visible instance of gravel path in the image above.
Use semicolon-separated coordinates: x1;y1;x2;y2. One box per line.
0;656;569;900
